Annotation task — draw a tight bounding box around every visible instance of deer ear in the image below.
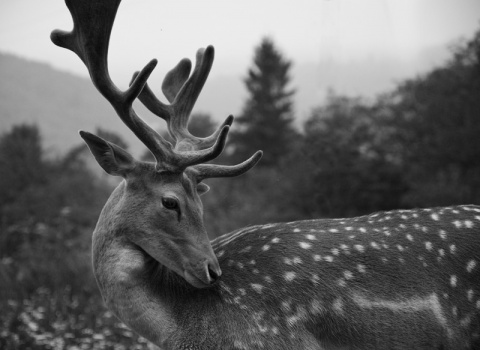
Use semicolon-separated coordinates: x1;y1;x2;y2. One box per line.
197;182;210;195
79;130;136;177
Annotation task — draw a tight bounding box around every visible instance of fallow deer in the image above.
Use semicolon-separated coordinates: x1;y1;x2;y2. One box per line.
51;0;480;349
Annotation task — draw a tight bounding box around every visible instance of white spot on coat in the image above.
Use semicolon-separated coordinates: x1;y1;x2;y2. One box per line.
240;246;252;253
467;260;477;273
311;299;324;315
439;230;447;240
281;300;291;312
450;245;456;254
354;245;365;253
431;213;439;221
284;271;296;282
251;283;264;293
450;275;457;288
293;257;302;265
299;242;311;249
332;298;344;314
357;264;366;273
425;242;433;251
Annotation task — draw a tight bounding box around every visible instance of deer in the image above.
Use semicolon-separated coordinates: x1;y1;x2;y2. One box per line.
51;0;480;349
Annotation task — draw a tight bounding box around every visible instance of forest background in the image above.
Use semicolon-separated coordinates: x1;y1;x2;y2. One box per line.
1;23;480;349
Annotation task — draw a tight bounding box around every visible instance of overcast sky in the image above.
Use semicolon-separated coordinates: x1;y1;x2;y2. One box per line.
1;0;480;119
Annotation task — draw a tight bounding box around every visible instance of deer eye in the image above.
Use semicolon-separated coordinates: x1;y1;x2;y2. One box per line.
162;197;179;210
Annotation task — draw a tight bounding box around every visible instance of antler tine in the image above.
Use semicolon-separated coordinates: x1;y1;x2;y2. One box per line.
193;151;263;181
175;124;231;170
130;58;192;123
50;0;173;165
132;46;228;151
170;47;214;139
162;58;192;105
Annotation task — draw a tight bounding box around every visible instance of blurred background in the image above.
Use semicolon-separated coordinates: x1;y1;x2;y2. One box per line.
1;0;480;348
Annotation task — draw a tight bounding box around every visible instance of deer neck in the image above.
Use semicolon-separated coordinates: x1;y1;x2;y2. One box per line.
91;182;181;347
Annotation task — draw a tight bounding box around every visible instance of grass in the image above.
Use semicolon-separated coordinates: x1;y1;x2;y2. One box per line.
0;287;159;349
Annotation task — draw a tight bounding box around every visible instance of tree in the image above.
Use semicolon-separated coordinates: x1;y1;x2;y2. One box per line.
387;27;480;207
0;124;45;211
284;93;406;218
230;37;297;167
0;124;112;296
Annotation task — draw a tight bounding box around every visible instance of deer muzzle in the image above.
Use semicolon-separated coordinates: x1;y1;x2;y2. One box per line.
183;249;222;288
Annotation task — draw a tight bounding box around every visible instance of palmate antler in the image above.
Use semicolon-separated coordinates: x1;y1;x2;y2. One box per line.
51;0;261;176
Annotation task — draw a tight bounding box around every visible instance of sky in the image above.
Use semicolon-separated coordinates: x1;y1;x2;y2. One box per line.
1;0;480;119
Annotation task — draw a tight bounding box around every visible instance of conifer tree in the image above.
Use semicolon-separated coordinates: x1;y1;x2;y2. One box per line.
230;37;297;167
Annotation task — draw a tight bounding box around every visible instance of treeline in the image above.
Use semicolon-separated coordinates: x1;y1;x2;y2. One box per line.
1;26;479;348
202;28;480;235
0;126;149;348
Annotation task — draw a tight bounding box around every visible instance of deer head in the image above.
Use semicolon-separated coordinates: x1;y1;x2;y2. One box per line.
51;0;262;289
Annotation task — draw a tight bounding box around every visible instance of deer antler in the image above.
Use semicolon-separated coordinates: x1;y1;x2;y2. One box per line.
51;0;261;176
131;47;234;152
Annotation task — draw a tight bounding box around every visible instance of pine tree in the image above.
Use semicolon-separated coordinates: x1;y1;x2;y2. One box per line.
230;37;297;167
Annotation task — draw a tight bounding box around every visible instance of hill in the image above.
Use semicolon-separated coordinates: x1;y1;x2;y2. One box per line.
0;52;156;156
0;47;450;157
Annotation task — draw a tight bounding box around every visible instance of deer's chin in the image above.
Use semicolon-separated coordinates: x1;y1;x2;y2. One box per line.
183;270;212;289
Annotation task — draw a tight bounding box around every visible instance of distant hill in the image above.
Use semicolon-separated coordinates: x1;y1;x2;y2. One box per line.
0;52;157;157
0;47;450;157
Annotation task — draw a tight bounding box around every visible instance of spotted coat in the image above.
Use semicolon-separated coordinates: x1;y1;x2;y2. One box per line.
158;205;480;349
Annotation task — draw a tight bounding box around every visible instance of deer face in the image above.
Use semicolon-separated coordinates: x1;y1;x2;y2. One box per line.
127;168;220;288
82;132;221;289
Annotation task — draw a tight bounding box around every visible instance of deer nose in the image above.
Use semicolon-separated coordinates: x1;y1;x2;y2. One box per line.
207;260;222;284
